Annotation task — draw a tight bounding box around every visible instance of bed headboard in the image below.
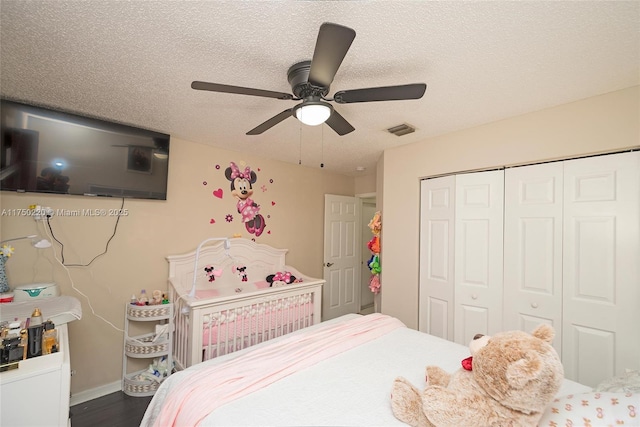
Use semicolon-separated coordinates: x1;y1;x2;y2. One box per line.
167;238;289;297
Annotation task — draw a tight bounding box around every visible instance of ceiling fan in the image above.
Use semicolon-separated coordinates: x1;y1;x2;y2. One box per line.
191;22;427;136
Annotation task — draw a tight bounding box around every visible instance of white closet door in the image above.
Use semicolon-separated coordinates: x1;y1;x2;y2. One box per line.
454;170;504;345
503;162;564;357
562;151;640;387
419;176;456;339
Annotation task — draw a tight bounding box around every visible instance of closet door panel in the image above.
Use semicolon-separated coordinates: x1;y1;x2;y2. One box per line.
454;170;504;345
503;162;563;356
425;298;449;339
419;176;455;338
459;304;489;339
562;151;640;387
566;325;616;388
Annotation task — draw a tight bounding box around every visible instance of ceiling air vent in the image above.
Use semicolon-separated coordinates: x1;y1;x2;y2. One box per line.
387;123;415;136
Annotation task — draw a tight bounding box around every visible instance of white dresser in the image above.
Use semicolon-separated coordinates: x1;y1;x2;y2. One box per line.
0;296;81;427
0;322;71;426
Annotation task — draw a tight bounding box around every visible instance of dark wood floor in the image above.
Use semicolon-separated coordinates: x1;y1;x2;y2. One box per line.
70;391;152;427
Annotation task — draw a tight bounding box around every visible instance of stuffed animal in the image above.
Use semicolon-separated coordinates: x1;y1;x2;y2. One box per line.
204;265;223;282
266;271;298;287
390;324;564;427
368;211;382;236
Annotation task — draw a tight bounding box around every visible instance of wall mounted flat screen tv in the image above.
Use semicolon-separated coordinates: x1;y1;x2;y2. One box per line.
1;99;170;200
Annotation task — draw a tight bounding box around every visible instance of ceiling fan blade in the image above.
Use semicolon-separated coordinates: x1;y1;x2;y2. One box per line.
334;83;427;104
325;109;355;136
308;23;356;88
246;109;293;135
192;81;293;100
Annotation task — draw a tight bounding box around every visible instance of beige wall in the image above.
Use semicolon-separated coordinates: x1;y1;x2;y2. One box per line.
374;154;384;311
0;138;354;394
354;172;376;195
380;86;640;329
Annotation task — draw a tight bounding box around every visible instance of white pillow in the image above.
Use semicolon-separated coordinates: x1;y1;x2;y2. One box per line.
596;370;640;393
538;392;639;426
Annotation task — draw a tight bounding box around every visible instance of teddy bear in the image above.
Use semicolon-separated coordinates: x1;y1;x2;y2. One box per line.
390;324;564;427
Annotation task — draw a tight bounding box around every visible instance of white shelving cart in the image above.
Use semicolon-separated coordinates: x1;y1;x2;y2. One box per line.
122;303;173;397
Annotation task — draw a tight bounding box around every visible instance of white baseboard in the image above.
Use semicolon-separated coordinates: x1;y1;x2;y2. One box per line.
70;380;121;406
359;305;375;315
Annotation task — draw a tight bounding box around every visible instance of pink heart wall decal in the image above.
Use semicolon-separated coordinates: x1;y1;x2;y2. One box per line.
213;188;223;198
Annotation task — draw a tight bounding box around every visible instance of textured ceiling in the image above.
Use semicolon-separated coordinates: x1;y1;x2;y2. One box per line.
1;1;638;177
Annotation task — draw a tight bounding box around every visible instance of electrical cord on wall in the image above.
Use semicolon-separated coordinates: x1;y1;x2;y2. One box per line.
38;199;128;333
46;198;125;266
40;221;124;333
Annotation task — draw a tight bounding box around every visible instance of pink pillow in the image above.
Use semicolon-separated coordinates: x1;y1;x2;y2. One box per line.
254;280;270;289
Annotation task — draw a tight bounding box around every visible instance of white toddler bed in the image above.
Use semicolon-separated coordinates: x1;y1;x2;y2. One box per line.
167;238;324;369
140;314;609;427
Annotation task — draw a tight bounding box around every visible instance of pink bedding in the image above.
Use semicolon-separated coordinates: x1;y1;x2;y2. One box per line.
153;313;405;427
201;302;314;346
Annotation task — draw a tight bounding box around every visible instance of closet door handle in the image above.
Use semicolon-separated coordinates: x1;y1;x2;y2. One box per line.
325;262;334;267
471;294;478;300
531;302;539;309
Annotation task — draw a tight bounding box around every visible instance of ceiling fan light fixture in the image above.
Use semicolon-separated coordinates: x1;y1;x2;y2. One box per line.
294;101;333;126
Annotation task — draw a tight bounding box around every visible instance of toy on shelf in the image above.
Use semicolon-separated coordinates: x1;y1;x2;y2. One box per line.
367;211;382;294
131;289;169;306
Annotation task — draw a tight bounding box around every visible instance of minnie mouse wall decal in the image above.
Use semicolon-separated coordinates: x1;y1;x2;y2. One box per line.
224;161;266;237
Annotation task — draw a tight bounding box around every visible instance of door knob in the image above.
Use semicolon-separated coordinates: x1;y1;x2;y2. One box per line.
325;262;334;267
531;302;539;309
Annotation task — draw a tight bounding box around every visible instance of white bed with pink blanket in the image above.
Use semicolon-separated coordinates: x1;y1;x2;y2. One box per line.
141;314;598;427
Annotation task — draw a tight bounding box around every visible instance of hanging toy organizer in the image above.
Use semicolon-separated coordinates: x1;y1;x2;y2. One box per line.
166;237;324;369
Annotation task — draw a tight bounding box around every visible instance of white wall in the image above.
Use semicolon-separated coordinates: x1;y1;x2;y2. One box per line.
380;86;640;328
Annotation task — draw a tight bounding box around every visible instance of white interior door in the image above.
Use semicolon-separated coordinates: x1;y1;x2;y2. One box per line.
454;170;504;345
419;176;456;339
323;194;361;321
503;162;564;356
562;151;640;387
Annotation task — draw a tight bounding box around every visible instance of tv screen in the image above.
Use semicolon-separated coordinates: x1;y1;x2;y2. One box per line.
0;100;170;200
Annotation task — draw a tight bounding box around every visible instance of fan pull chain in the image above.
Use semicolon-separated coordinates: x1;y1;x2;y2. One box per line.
299;126;302;165
320;125;324;168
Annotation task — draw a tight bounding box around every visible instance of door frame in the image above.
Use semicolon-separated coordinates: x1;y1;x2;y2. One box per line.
322;193;362;321
357;192;377;313
322;192;379;320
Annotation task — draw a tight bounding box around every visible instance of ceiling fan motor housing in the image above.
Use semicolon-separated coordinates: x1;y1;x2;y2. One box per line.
287;60;329;99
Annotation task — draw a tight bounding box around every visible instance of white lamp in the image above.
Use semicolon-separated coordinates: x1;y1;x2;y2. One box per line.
0;234;52;249
0;234;52;294
293;101;333;126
